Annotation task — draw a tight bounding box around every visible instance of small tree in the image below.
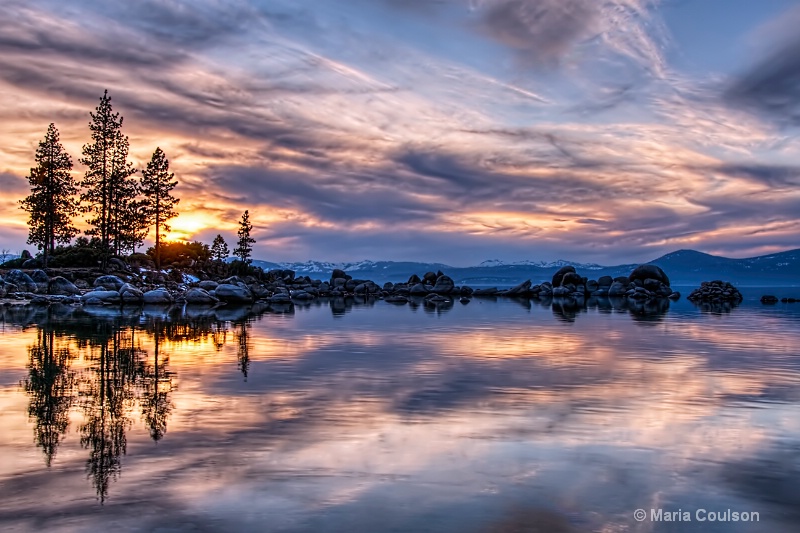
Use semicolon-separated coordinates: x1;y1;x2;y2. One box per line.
140;147;179;270
233;210;255;264
211;234;229;262
20;124;79;267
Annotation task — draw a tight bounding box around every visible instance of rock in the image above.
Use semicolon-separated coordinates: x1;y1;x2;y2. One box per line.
143;288;174;305
344;279;358;292
269;293;292;304
506;280;532;295
407;274;422;285
687;281;743;303
220;275;245;286
291;290;314;300
613;276;630;285
48;276;81;296
383;282;394;292
108;257;128;271
423;271;438;284
459;297;470;304
333;278;347;289
198;280;219;291
214;284;253;304
460;286;474;296
0;280;19;298
552;286;571;297
597;276;614;287
185;288;219;304
6;270;37;293
561;272;583;287
384;295;409;304
30;270;49;284
473;287;498;296
586;280;599;292
81;290;122;305
608;281;628;297
409;283;429;295
552;266;576;287
119;283;144;303
432;275;455;294
630;264;670;286
643;278;662;292
331;268;347;281
74;279;90;289
94;275;125;291
760;295;779;304
22;258;43;269
668;291;681;300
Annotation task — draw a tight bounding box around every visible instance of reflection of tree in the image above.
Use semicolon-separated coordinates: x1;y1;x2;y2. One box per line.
23;327;76;467
235;321;251;381
79;327;143;503
141;320;175;442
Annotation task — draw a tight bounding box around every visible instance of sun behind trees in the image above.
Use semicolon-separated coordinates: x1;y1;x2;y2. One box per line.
14;89;262;274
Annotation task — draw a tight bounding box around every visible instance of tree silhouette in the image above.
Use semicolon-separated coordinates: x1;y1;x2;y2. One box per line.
233;210;255;265
211;234;229;262
140;147;179;270
19;124;79;268
235;321;251;381
22;327;76;466
80;90;138;269
141;319;175;441
79;327;142;503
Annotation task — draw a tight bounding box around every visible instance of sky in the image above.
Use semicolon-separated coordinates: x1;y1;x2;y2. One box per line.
1;0;799;266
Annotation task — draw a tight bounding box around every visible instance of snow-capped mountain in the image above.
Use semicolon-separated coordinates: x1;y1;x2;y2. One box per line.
248;249;800;285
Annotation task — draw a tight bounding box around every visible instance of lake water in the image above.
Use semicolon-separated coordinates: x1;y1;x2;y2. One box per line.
1;287;799;532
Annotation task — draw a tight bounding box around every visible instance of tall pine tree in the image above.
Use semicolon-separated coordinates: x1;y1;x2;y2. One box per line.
20;123;79;268
233;210;255;265
80;90;138;269
140;147;179;270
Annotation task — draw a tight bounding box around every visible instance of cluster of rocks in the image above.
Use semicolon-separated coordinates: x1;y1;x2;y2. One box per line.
761;295;799;304
1;261;682;310
686;281;743;303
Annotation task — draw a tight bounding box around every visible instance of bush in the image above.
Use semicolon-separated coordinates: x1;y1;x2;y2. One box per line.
147;241;211;266
47;238;105;268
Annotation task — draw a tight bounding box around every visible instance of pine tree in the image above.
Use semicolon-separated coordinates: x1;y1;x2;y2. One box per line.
140;147;179;270
80;90;138;269
233;210;255;264
211;234;229;262
20;124;79;268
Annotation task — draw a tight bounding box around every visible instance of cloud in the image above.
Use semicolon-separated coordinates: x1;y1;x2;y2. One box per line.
725;6;800;126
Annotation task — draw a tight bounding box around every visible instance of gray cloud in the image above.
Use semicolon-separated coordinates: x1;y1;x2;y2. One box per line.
478;0;599;66
725;7;800;126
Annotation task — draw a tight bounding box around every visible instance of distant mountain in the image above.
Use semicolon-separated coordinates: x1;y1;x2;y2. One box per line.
248;248;800;286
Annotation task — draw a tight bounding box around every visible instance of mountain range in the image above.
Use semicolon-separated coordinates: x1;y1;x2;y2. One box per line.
248;248;800;286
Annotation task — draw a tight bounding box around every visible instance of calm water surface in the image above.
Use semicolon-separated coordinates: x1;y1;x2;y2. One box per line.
1;288;799;532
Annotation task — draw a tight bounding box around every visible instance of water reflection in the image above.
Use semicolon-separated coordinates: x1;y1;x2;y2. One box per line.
1;294;800;531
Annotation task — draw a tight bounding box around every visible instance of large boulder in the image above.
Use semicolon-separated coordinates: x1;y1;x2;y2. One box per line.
119;283;144;303
432;275;455;294
30;269;49;284
198;280;219;291
94;275;125;291
597;276;614;288
214;284;253;304
185;288;219;304
6;270;37;293
81;290;122;305
552;266;576;287
608;281;628;297
561;272;583;287
629;264;670;287
423;271;438;284
0;280;19;298
331;268;347;281
48;276;81;296
409;283;429;295
143;288;174;304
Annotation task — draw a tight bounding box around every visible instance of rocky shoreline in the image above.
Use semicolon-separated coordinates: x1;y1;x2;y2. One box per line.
0;261;687;310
